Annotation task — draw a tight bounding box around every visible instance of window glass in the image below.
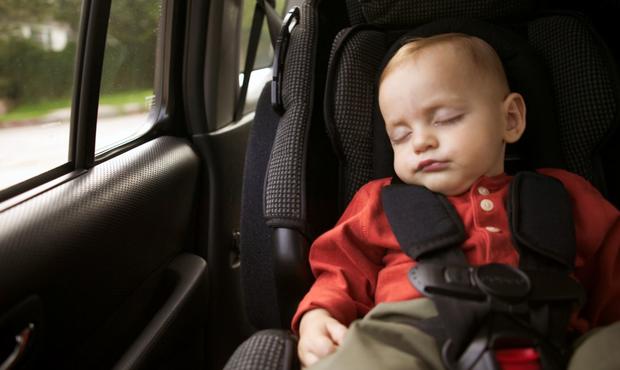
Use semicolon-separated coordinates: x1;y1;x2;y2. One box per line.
239;0;287;73
0;0;81;191
95;0;161;153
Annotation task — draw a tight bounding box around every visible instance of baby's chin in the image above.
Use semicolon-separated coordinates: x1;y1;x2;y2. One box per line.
402;176;471;196
425;183;470;196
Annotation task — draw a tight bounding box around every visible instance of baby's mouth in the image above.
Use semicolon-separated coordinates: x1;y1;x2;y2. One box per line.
417;160;448;172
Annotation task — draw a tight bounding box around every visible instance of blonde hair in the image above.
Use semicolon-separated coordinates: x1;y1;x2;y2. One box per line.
379;33;509;94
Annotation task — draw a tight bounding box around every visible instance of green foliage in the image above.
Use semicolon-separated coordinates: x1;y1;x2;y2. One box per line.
0;37;75;102
0;96;71;122
98;88;152;106
0;88;151;123
0;0;160;113
99;0;160;93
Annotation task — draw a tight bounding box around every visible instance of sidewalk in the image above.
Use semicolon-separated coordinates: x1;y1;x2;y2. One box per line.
0;110;150;190
0;102;148;128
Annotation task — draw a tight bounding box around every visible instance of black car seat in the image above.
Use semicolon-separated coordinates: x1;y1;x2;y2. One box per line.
229;0;620;368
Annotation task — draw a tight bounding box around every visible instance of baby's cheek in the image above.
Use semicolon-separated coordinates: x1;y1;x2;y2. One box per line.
393;161;411;179
397;170;421;187
394;151;413;167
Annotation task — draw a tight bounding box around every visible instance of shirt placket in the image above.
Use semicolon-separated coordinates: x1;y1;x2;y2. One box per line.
472;183;515;263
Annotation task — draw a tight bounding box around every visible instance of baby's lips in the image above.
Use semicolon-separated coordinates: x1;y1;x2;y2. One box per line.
417;159;448;172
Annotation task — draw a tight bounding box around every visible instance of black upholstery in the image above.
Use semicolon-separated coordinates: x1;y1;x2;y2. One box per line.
240;83;282;328
358;0;538;26
263;0;318;229
240;0;341;330
223;330;299;370
528;15;618;192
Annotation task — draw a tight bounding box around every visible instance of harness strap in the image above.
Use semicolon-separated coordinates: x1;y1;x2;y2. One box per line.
381;172;583;370
508;172;576;270
510;172;579;365
381;182;467;261
381;181;497;362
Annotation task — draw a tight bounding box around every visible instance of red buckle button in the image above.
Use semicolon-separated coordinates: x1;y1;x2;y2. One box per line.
495;348;541;370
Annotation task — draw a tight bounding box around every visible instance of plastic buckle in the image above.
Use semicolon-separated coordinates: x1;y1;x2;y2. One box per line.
495;347;541;370
474;264;531;302
409;263;532;305
446;327;542;370
271;7;300;113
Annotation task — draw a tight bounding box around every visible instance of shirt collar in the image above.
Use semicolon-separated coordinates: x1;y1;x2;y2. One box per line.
474;173;512;191
448;173;512;203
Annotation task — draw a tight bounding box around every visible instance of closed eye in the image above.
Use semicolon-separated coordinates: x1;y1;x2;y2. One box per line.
434;114;464;126
388;127;411;144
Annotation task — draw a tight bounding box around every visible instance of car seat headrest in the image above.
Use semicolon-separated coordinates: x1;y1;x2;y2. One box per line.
372;18;564;179
327;13;619;211
346;0;540;26
324;18;570;206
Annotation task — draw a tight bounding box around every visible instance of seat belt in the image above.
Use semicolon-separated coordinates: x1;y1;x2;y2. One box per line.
381;172;585;370
235;0;282;121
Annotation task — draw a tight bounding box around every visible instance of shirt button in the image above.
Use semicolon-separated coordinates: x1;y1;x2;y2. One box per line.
480;199;494;211
477;186;490;195
485;226;501;233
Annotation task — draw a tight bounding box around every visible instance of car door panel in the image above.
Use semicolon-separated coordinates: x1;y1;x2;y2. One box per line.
0;136;203;369
106;253;207;370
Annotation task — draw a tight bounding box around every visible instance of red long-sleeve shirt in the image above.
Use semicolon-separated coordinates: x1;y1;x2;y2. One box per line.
292;169;620;334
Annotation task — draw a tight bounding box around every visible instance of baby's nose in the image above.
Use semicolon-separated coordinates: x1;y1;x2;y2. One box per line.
412;131;438;153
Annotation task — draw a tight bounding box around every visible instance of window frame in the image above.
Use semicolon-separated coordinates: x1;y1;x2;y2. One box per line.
93;0;176;163
69;0;111;170
202;0;243;132
0;0;171;205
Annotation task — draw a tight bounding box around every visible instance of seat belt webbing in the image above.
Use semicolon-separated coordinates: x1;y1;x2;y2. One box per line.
236;0;282;121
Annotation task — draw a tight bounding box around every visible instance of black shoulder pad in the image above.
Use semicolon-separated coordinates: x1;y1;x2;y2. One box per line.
508;172;576;269
381;183;466;260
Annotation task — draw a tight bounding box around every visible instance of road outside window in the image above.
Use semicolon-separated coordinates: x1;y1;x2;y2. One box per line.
0;0;80;191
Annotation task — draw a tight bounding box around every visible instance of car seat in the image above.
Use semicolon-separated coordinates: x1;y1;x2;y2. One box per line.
229;0;620;368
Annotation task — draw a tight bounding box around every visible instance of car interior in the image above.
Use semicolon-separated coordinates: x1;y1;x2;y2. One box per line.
233;0;620;368
0;0;618;370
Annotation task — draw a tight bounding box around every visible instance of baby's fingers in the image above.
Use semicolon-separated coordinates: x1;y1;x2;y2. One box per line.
311;335;338;357
325;320;348;345
299;336;337;367
301;351;320;368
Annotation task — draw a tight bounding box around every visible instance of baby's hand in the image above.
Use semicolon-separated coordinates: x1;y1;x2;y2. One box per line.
298;308;348;368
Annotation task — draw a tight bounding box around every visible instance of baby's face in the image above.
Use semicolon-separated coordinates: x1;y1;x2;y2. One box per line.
379;44;519;196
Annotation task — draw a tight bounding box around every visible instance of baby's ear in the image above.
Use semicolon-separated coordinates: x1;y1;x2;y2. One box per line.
503;92;526;143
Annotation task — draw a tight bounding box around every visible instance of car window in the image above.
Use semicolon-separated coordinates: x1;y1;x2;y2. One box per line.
238;0;287;115
0;0;80;191
239;0;274;73
95;0;161;154
0;0;163;193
